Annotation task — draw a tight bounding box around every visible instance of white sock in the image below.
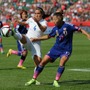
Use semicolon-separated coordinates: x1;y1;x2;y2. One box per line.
13;33;22;40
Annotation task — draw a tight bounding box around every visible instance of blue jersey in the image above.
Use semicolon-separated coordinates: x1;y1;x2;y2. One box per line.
49;22;80;53
15;23;28;34
15;24;27;53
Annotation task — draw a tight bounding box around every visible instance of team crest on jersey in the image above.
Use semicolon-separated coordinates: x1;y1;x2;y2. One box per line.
63;28;67;36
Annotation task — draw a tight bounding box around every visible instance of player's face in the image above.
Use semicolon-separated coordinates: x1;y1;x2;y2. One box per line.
52;16;62;26
21;12;27;20
34;10;43;21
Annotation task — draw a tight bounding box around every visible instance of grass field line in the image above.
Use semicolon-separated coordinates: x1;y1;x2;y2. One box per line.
68;68;90;72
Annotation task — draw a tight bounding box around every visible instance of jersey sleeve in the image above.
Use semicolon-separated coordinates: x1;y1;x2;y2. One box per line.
25;18;31;24
40;20;47;27
71;25;81;32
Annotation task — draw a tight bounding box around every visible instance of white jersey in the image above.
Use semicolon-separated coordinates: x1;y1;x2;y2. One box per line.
26;17;47;38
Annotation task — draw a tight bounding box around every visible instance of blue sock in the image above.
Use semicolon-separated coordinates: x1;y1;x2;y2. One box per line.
36;65;44;72
55;66;65;80
33;65;44;79
58;66;65;74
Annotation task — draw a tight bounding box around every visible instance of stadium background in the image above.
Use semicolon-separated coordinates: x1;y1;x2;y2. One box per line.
0;0;90;33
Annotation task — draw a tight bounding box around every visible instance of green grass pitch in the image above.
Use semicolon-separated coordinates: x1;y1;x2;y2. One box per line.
0;33;90;90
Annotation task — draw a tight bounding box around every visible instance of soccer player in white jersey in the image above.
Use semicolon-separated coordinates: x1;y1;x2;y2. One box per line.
13;7;47;84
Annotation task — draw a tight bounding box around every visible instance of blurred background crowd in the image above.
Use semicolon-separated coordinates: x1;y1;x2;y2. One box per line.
0;0;90;26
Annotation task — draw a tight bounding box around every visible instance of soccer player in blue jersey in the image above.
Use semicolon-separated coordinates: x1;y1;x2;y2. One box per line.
0;21;4;54
25;12;90;87
7;10;28;69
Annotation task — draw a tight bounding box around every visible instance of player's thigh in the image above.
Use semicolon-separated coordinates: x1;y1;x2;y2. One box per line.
40;55;50;66
60;56;68;66
59;51;71;66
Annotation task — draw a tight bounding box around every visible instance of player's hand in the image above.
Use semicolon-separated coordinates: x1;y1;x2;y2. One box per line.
33;17;38;23
13;16;19;23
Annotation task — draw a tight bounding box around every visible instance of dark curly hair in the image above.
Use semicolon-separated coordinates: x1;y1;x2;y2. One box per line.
20;10;28;19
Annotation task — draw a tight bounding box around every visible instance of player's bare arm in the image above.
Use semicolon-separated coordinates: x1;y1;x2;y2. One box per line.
30;35;50;42
14;17;27;26
17;20;28;26
80;29;90;39
36;22;47;32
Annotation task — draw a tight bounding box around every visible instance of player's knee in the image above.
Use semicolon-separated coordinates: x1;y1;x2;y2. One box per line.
22;50;28;56
20;35;27;44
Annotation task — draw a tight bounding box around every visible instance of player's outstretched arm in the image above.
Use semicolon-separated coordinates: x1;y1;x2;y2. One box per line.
30;35;50;42
81;29;90;39
17;20;27;26
14;17;27;26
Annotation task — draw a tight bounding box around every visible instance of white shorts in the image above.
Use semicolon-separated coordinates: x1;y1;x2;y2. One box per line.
23;36;41;58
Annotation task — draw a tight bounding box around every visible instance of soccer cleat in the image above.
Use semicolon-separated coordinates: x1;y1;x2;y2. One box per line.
25;79;40;86
7;49;12;57
1;51;4;54
17;65;26;69
53;80;60;87
25;78;36;86
35;80;40;85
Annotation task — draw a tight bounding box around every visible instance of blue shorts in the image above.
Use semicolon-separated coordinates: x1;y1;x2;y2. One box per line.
47;47;71;62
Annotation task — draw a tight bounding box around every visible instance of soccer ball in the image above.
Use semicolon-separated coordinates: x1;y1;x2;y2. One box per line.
1;25;12;37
